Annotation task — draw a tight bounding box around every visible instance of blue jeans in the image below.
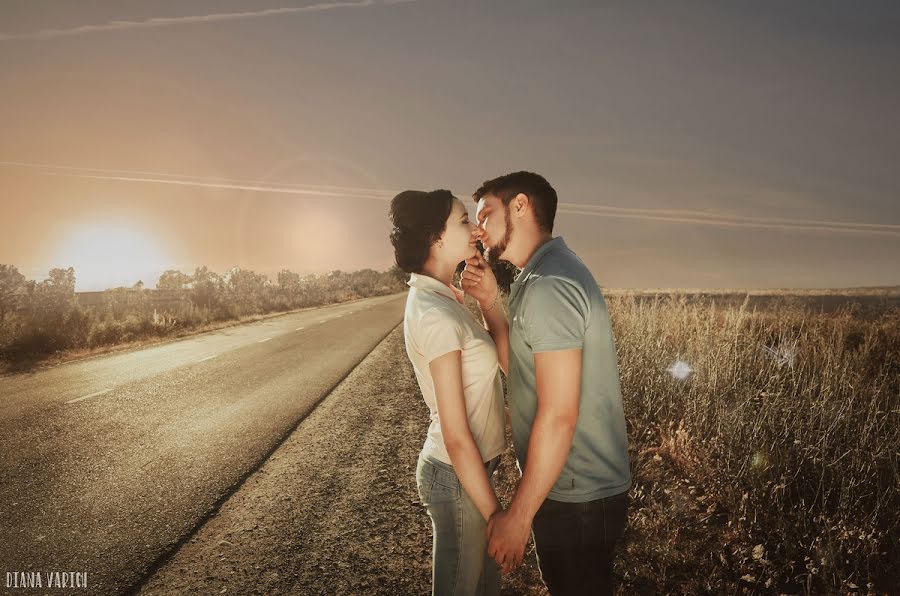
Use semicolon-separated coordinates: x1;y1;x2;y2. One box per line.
415;451;502;596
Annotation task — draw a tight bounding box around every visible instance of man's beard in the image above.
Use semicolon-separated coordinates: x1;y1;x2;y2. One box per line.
484;209;513;266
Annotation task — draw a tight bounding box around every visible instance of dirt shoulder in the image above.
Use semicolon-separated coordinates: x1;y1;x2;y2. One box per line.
137;325;740;595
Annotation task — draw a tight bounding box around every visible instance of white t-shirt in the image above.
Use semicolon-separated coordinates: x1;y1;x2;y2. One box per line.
403;272;506;466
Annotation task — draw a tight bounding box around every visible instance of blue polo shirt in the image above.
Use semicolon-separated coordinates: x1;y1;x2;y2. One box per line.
507;236;631;502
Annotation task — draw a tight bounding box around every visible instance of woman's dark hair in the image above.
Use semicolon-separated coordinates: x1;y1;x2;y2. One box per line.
389;189;455;273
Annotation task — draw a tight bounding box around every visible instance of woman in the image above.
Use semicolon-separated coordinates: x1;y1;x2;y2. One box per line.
389;189;507;596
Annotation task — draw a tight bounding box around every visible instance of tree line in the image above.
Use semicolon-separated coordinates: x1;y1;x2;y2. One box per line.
0;264;408;363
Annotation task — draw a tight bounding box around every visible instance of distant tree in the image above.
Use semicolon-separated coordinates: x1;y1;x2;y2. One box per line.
133;280;144;291
40;267;76;307
0;264;26;323
25;267;77;324
388;265;406;285
277;269;301;294
225;267;269;309
47;267;76;293
190;266;223;310
157;270;192;291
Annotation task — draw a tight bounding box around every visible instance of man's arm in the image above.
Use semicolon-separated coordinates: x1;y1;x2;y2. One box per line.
507;348;582;522
486;275;587;572
485;347;582;572
513;276;587;523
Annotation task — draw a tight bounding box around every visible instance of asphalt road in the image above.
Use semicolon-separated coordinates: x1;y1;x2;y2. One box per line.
0;293;405;595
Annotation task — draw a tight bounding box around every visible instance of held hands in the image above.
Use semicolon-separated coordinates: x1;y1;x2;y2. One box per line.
460;251;499;311
486;507;531;575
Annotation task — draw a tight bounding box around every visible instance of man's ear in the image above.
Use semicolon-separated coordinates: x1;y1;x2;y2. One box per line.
512;192;529;217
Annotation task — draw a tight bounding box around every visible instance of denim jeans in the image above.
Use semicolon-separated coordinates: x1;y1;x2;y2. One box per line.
416;451;502;596
529;490;629;596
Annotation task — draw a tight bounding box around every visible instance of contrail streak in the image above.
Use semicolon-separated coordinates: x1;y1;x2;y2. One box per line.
48;173;396;202
556;203;900;235
0;0;419;41
0;160;397;197
555;206;900;237
4;160;898;236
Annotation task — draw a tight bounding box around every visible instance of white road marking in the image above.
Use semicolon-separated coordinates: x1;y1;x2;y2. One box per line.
257;337;272;343
295;326;304;331
319;319;327;323
198;355;218;362
66;388;112;404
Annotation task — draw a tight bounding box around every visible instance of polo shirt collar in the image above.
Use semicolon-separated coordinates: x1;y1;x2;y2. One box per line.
407;272;466;304
514;236;566;285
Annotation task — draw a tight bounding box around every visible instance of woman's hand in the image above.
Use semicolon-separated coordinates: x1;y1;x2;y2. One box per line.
462;250;510;374
461;251;499;310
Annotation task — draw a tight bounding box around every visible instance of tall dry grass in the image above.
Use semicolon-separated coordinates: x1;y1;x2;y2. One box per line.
607;293;898;592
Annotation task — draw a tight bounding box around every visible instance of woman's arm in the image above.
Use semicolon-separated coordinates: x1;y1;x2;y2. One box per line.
429;350;500;522
479;297;509;376
461;252;510;375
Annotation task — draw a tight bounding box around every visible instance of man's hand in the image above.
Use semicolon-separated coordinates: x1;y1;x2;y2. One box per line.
486;507;531;574
460;251;499;309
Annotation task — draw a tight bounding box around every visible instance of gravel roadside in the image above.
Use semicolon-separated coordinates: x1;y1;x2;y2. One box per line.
137;325;548;595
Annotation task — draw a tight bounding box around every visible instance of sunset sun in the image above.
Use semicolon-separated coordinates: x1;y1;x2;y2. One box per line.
51;222;171;291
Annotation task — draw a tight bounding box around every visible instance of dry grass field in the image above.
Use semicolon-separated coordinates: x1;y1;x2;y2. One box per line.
487;289;898;594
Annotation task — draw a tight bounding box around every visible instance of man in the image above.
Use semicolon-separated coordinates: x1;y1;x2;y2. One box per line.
459;171;632;596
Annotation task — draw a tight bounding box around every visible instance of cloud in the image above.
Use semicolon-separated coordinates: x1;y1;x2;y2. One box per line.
0;0;419;41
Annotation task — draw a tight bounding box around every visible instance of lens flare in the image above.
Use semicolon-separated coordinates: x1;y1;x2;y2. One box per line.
667;359;694;380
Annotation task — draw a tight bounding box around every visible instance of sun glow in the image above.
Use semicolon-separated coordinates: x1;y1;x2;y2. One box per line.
284;204;347;269
50;222;172;291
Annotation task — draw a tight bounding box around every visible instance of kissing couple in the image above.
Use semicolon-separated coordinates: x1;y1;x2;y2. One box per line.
388;171;632;596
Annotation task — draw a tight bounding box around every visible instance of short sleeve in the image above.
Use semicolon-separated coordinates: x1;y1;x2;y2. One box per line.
521;276;588;352
417;307;466;363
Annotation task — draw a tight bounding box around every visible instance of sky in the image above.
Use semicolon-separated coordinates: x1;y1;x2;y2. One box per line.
1;0;898;291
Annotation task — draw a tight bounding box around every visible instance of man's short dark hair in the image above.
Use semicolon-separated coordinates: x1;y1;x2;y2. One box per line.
472;171;557;233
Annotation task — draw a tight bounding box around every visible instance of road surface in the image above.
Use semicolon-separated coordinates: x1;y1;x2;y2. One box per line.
0;293;405;594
